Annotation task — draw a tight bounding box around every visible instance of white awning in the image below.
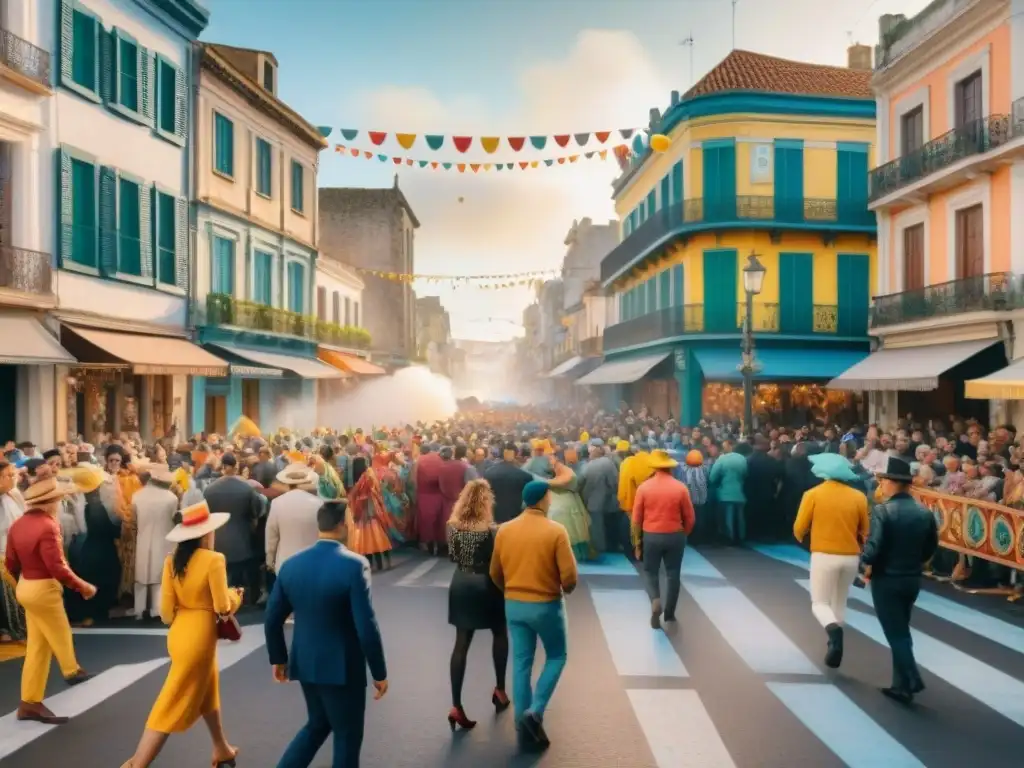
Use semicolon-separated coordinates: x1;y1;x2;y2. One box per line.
575;351;671;386
828;339;999;391
0;314;75;365
547;356;583;378
227;347;345;379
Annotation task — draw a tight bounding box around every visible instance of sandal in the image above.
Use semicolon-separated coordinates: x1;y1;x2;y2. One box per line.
213;746;239;767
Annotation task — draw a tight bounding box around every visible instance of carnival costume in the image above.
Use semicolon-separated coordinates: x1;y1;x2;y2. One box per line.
373;451;410;543
528;454;593;561
346;459;395;566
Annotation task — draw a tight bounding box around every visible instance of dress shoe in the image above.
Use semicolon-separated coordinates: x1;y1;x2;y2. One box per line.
519;712;550;748
64;669;93;686
881;687;914;705
650;598;662;629
824;623;843;669
17;701;69;725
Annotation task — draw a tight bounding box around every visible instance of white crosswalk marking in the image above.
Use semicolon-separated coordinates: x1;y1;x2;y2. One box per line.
395;558;441;586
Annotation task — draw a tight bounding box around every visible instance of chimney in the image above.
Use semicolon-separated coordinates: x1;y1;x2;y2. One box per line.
879;13;906;39
670;90;680;106
847;43;872;71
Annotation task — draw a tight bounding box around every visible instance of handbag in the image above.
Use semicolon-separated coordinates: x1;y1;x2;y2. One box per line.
216;614;242;642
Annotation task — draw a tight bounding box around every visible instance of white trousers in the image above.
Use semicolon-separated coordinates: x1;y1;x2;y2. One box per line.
133;583;160;619
809;552;860;627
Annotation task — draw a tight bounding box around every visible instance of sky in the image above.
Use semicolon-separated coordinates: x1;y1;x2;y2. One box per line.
202;0;934;342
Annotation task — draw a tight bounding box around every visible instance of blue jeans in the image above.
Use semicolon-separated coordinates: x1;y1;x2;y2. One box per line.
505;599;567;721
719;502;746;543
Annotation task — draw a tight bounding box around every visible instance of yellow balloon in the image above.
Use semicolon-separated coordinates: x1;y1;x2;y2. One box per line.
650;134;671;153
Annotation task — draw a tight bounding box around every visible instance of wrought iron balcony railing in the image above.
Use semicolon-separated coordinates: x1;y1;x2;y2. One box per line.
869;105;1024;201
601;196;875;283
202;293;371;349
869;272;1017;328
0;245;54;296
0;28;51;89
603;302;856;351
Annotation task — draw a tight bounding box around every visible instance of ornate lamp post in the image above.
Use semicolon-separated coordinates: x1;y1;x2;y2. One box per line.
740;251;766;437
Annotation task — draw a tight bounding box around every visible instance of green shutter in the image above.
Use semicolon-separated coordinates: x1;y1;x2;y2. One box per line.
99;28;113;103
139;183;152;279
672;264;684;306
703;249;737;333
837;148;869;225
660;175;670;213
837;253;869;336
671;161;683;206
658;270;670;310
774;143;804;223
98;166;118;276
57;149;73;265
58;0;74;86
779;253;813;333
174;196;188;289
173;63;187;140
139;47;153;123
702;146;721;220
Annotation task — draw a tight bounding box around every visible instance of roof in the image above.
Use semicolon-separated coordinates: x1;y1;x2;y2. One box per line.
685;50;873;100
318;182;421;228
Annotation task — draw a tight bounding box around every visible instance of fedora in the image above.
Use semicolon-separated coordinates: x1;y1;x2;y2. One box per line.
166;501;230;543
876;456;913;483
647;449;679;470
276;463;317;487
145;463;175;484
24;467;71;505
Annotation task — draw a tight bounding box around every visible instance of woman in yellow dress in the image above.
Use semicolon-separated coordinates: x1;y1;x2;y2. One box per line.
121;501;242;768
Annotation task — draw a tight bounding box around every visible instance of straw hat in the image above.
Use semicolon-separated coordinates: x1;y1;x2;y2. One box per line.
59;465;110;494
647;449;679;470
276;463;317;487
166;501;230;543
24;466;72;505
145;463;175;484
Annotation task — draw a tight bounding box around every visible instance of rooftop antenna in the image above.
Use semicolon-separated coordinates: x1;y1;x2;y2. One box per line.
732;0;738;50
680;34;695;88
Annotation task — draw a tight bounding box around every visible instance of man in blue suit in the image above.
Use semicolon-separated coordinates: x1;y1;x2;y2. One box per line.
265;500;389;768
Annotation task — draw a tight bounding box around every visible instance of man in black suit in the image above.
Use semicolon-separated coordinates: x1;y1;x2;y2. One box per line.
204;453;264;600
484;442;533;523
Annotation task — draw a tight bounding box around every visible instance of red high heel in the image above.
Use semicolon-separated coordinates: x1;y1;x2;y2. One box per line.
447;706;476;731
491;688;510;712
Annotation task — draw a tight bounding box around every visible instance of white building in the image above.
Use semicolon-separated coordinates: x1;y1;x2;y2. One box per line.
315;256;364;332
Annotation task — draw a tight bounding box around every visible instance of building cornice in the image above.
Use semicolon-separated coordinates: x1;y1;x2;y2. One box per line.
316;257;365;290
144;0;210;38
197;197;318;253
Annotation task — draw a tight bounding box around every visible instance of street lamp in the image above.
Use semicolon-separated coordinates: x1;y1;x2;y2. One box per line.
740;251;766;437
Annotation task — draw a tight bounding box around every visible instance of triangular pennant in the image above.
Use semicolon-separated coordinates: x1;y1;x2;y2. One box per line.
341;129;359;141
425;135;445;150
599;150;608;159
544;159;554;166
418;160;429;168
405;158;414;166
470;163;481;173
377;154;387;162
369;131;388;146
585;151;594;158
364;151;373;159
530;136;546;150
334;144;343;152
557;157;565;164
431;162;439;169
457;163;467;172
483;163;492;171
393;157;402;165
480;137;500;154
594;131;610;143
619;128;634;139
453;136;473;152
507;137;525;152
574;133;590;146
569;155;579;163
519;162;529;170
553;135;570;147
442;162;452;170
495;164;504;172
395;133;416;149
350;148;359;157
530;161;538;168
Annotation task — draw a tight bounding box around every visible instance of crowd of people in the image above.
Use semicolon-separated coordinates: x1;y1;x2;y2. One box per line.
0;403;1017;764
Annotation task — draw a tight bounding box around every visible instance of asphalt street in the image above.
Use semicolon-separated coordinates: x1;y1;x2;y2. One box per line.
1;544;1023;767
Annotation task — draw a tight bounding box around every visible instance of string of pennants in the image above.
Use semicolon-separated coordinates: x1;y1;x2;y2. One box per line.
332;129;640;152
354;267;559;290
333;144;632;171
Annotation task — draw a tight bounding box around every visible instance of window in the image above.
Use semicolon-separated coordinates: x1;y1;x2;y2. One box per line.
255;138;272;196
156;58;179;138
353;301;360;327
212;236;235;295
214;113;234;177
332;292;340;323
263;60;275;93
154;191;175;285
68;5;99;95
253;250;272;305
902;223;925;291
900;106;924;156
316;286;327;321
287;261;305;313
69;157;97;267
955;71;983;129
116;34;139;112
344;297;351;325
290;161;304;213
118;177;141;275
955;204;984;279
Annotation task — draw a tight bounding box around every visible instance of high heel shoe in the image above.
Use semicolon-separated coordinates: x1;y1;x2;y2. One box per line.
447;706;477;731
491;688;510;713
212;746;239;767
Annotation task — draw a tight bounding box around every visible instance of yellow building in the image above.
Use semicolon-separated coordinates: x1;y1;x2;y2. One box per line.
579;48;879;425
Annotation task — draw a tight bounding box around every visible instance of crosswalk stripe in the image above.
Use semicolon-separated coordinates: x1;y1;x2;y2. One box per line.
627;689;735;767
682;548;726;580
590;589;688;677
579;554;636;576
684;582;819;675
767;682;926;768
395;558;440;586
795;580;1024;727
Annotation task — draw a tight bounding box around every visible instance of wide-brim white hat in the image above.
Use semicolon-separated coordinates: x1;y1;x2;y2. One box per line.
276;462;317;487
166;501;231;543
144;463;175;484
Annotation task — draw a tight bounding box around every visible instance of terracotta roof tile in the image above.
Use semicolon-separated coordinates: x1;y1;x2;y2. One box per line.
685;50;873;100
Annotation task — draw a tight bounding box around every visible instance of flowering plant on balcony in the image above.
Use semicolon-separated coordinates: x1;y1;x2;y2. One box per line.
316;322;371;350
203;293;372;348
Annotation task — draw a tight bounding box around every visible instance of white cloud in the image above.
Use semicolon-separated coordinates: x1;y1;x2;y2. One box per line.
350;29;669;340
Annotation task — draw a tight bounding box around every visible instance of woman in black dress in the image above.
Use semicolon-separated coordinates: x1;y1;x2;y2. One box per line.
446;479;509;731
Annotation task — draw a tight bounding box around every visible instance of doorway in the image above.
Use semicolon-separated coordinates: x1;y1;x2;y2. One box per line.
205;395;227;435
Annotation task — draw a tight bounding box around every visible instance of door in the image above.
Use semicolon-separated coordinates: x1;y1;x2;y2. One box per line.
837;254;870;336
955;204;984;280
242;380;260;422
703;249;738;332
779;253;813;333
837;147;869;225
205;395;227;435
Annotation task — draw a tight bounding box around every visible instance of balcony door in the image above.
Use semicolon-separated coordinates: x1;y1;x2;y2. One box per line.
837;253;869;336
703;249;737;333
955;71;983;129
954;204;984;280
0;142;9;247
779;253;813;333
900;223;926;320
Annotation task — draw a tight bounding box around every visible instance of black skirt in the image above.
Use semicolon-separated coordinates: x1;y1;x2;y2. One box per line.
448;569;505;630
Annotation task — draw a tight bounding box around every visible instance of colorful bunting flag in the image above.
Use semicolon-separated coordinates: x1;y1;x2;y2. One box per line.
396;133;417;149
426;135;445;150
574;132;590;146
369;131;388;146
530;136;546;150
341;128;359;141
453;136;473;152
508;137;525;151
480;137;500;153
323;127;646;152
553;135;570;147
331;143;632;171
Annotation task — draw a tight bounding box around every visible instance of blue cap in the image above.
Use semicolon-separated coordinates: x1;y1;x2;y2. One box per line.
522;480;550;507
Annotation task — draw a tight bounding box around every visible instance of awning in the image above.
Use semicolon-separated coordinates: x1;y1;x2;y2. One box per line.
318;348;384;376
0;314;76;365
62;326;228;376
547;356;583;378
965;359;1024;399
204;344;285;379
562;356;604;381
575;351;671;386
223;346;345;379
828;339;999;391
694;347;868;383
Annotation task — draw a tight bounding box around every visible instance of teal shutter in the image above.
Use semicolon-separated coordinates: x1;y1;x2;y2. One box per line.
118;177;141;275
139;183;152;279
672;264;684;306
98;166;118;276
212;238;233;294
287;262;305;313
174;196;188;289
256;139;271;195
646;190;656;219
623;216;632;238
99;28;113;103
58;0;74;86
658;270;670;310
703;142;736;221
774;142;804;223
173;62;187;140
837;146;869;225
254;251;272;305
291;162;304;212
837;254;869;336
154;191;175;284
57;149;73;265
703;249;738;332
779;253;813;333
645;278;655;314
660;175;670;213
139;47;153;123
618;293;626;321
671;161;683;205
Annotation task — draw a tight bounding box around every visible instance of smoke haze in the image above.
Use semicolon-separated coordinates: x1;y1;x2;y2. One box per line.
320;366;458;431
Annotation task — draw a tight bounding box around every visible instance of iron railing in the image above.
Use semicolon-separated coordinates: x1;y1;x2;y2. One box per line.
601;196;875;282
870;105;1024;201
0;28;51;89
202;293;371;349
602;302;855;351
0;245;54;296
870;272;1017;328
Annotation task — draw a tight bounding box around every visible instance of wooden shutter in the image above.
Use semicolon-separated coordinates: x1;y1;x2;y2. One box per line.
98;166;118;276
57;148;74;265
955;205;984;279
58;0;74;86
139;183;152;279
174;196;188;290
902;224;925;290
173;63;187;141
139;46;153;123
99;28;114;104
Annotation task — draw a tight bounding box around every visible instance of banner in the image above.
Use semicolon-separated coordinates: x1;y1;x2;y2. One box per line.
910;487;1024;570
332;144;626;171
334;128;639;152
355;267;558;290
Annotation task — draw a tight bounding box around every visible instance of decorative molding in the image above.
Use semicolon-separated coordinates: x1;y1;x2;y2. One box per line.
893;205;931;292
946;44;991;130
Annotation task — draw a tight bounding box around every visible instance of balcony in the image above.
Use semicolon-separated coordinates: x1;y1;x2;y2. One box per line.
0;28;51;94
201;293;371;349
869;108;1024;207
601;196;875;283
869;272;1018;329
580;336;602;357
603;302;860;351
0;245;55;303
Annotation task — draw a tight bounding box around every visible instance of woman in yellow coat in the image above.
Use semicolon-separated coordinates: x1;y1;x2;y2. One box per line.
121;501;242;768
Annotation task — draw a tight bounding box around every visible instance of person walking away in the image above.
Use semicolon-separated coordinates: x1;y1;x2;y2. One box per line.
445;479;510;730
120;501;241;767
793;453;869;668
680;450;709;545
0;459;26;643
265;500;388;768
415;444;445;555
617;448;653;562
132;464;177;621
438;447;467;554
745;436;784;539
265;464;321;586
489;480;577;750
709;440;747;545
862;457;938;704
203;453;263;601
4;465;94;724
483;442;532;524
632;450;695;628
578;444;621;554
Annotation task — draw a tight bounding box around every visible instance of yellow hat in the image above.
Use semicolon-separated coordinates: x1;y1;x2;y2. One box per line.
580;431;590;443
615;440;630;452
647;449;679;470
59;465;108;494
285;450;306;464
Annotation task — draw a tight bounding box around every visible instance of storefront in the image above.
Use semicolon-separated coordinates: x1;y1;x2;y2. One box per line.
546;355;603;406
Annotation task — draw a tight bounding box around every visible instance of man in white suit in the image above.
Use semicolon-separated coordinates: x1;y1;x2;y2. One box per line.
132;464;178;620
266;463;322;580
